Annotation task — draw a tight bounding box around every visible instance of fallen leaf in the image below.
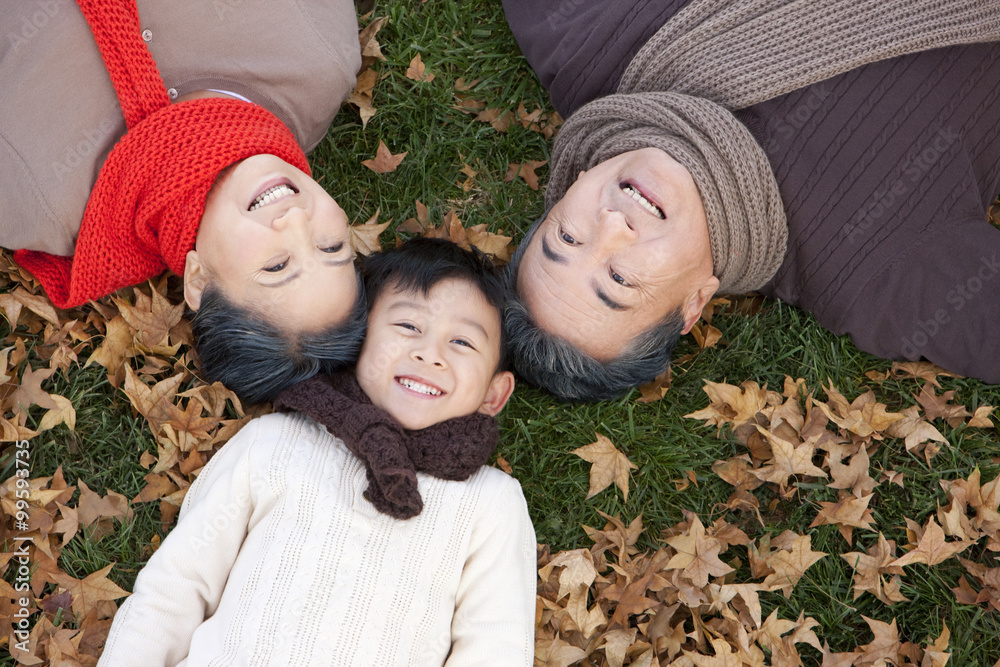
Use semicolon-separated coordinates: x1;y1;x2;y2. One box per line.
762;534;827;598
348;208;392;255
890;516;975;567
572;434;638;501
504;160;547;190
362;140;408;174
405;53;435;82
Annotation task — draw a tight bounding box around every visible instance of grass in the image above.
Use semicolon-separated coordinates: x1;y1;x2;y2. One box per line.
3;0;1000;664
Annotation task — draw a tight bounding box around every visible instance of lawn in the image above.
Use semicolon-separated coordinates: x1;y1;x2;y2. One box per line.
3;1;1000;665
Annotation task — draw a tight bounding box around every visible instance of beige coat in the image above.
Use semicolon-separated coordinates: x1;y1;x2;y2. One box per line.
1;0;360;255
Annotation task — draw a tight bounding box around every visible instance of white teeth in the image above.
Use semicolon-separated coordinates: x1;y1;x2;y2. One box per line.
622;184;665;219
397;378;443;396
249;184;296;211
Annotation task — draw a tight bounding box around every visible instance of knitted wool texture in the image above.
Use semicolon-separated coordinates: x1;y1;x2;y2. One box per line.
14;0;309;309
546;0;1000;295
275;372;500;520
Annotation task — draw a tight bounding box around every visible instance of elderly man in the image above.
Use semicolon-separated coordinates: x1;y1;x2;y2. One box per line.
502;0;1000;400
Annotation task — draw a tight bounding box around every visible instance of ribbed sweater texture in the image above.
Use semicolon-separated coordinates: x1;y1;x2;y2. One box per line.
98;413;537;666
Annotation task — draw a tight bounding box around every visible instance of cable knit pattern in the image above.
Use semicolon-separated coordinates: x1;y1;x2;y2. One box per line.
98;412;537;666
13;0;309;308
548;0;1000;294
275;372;499;519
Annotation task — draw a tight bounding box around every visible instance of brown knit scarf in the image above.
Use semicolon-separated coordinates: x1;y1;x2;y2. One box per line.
275;372;500;520
547;0;1000;294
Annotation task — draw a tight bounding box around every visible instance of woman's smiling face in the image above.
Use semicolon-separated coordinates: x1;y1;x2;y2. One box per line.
184;154;359;333
517;148;719;359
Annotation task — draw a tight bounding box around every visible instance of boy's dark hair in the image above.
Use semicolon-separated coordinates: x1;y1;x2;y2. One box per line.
361;237;509;372
191;273;368;405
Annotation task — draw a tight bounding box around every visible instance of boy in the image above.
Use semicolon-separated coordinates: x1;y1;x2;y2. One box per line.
99;239;536;666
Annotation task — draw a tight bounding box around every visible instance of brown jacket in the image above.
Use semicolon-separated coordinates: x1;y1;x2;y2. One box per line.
504;0;1000;381
1;0;360;256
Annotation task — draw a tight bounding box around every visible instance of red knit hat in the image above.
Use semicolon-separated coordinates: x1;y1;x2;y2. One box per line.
15;0;309;309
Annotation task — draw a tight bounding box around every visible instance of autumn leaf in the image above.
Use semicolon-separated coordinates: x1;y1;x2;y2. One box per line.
841;533;909;604
636;367;672;404
405;53;435;82
572;433;638;501
664;514;735;587
857;616;902;666
362;140;408;173
890;516;975;568
762;534;827;598
9;363;59;412
809;492;876;544
348;208;392;256
891;360;958;387
504;160;547;190
49;563;130;617
751;427;828;491
38;394;76;432
916;382;971;428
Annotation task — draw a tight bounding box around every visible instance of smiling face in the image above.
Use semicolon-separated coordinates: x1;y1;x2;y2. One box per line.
517;147;719;360
355;277;515;431
183;154;358;333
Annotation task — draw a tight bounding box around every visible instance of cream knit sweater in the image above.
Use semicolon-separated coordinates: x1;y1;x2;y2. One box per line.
98;412;537;666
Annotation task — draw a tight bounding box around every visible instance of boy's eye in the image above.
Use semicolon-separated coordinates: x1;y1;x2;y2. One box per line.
264;259;288;272
451;338;476;349
320;243;344;253
394;323;419;332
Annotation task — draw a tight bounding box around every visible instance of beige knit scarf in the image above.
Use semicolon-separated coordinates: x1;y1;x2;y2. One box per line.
546;0;1000;294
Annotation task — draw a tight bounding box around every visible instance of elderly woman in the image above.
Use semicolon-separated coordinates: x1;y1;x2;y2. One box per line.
1;0;366;403
502;0;1000;401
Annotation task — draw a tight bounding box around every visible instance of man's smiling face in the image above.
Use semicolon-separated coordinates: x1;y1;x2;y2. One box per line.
517;148;719;360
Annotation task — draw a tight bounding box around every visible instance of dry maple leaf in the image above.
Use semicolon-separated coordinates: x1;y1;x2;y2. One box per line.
689;321;723;351
636;367;672;404
890;360;958;387
685;379;771;430
664;514;735;587
890;516;975;568
967;405;995;428
49;563;130;617
348;208;392;255
915;382;971;428
504;160;547;190
842;533;909;604
809;492;876;544
857;616;902;666
362;140;408;173
37;394;76;433
9;363;60;412
534;634;588;667
405;52;435;82
884;405;948;460
358;15;388;65
348;68;378;128
751;427;828;491
826;445;877;497
761;534;827;598
571;434;638;501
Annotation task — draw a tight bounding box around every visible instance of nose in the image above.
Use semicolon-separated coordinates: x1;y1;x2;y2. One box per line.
594;208;638;253
410;342;446;368
271;204;310;232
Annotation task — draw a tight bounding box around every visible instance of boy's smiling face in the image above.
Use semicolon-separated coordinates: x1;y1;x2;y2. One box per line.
356;277;515;430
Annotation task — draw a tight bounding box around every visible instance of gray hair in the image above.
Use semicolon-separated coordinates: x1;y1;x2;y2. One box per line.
504;217;683;402
191;274;367;405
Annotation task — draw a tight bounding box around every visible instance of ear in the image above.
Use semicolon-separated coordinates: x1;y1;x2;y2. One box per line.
477;371;516;417
679;275;720;335
183;250;209;311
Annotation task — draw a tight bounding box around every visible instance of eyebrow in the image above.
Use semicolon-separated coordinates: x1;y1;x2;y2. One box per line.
541;236;567;264
263;257;353;288
594;284;627;311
